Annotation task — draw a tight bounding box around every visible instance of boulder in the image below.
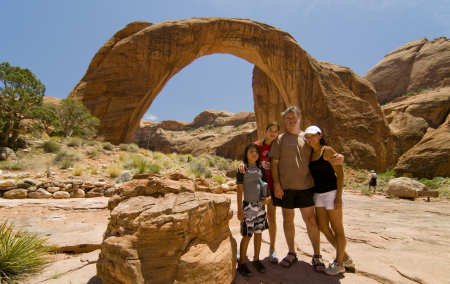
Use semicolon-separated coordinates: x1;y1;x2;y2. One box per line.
53;191;70;199
0;180;16;191
104;187;117;197
85;188;104;198
364;37;450;103
115;170;132;184
16;182;32;189
3;189;28;199
0;147;17;161
70;188;86;198
385;177;430;198
28;188;52;199
97;173;236;284
226;169;237;179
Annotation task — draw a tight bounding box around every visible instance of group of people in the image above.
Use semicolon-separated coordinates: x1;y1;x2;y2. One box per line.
235;105;355;277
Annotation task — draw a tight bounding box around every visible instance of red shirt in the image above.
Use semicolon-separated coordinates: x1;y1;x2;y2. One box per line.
254;140;274;191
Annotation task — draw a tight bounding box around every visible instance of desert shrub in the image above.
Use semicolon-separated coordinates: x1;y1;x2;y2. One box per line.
184;154;193;161
42;141;61;153
129;143;139;153
392;91;402;99
0;221;55;282
189;160;208;178
140;149;153;157
204;168;213;178
215;158;230;171
87;146;102;159
148;163;161;174
121;153;142;170
82;139;99;146
361;187;373;196
0;161;25;171
179;155;188;163
50;136;61;142
89;165;98;175
53;150;80;163
102;142;115;151
199;153;212;160
60;158;74;169
162;159;171;169
152;151;165;160
379;169;395;176
213;175;227;184
119;143;131;151
72;164;83;176
67;137;83;147
108;164;122;177
380;99;391;105
232;160;242;169
406;91;415;97
137;159;151;174
420;178;439;189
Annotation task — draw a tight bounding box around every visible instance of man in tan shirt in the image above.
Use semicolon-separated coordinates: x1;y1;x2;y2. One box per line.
269;106;344;271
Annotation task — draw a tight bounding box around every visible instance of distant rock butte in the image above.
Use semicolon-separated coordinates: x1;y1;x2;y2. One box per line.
131;110;257;160
68;17;393;172
364;37;450;103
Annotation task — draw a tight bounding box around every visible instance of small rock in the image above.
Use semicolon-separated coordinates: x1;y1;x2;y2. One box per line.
28;188;52;199
70;188;86;198
53;191;70;199
3;188;28;199
115;170;132;183
225;168;237;178
16;182;31;189
0;180;16;191
104;187;117;197
47;187;60;193
0;147;17;161
17;172;30;178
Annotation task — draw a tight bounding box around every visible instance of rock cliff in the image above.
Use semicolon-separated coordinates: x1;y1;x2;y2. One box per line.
364;37;450;103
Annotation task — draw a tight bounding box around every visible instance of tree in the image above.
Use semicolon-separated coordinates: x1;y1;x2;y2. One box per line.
57;98;99;139
0;62;45;147
30;104;60;136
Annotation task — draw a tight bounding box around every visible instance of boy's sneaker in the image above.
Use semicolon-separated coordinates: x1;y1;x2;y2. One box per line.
269;249;279;263
324;262;345;275
252;260;266;273
237;263;253;277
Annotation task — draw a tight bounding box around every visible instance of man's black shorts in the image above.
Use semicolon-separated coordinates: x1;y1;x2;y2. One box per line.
272;188;315;209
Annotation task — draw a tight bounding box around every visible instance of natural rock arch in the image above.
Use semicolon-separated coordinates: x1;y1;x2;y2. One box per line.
68;17;394;171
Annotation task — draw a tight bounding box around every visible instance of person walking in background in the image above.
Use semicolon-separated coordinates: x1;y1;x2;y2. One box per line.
236;143;272;277
305;125;355;275
368;170;377;193
238;122;280;263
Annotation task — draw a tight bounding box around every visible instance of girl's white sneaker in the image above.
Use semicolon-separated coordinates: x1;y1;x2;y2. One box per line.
324;262;345;275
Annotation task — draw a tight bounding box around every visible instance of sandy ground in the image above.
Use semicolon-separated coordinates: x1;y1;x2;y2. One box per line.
1;191;450;284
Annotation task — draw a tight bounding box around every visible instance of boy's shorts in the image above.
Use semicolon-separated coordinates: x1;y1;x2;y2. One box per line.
240;201;269;237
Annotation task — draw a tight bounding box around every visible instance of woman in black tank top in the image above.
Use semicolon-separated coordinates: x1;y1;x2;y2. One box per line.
305;126;355;275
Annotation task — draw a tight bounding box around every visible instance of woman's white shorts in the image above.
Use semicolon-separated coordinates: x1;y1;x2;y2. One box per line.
313;190;345;210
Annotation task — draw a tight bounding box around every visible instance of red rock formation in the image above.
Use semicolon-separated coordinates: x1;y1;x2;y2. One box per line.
97;175;236;284
364;37;450;103
69;18;393;172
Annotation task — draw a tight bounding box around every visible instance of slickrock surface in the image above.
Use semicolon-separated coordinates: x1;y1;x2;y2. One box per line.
381;88;450;162
1;192;449;283
69;17;393;172
364;37;450;103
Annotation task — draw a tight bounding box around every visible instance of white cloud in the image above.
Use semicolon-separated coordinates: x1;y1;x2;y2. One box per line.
143;113;157;121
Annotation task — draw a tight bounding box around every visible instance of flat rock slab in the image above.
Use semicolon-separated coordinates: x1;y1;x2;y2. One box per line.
0;197;108;210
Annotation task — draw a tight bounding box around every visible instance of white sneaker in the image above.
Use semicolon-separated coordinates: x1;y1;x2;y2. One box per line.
237;249;240;262
329;257;355;268
324;262;345;275
269;249;279;263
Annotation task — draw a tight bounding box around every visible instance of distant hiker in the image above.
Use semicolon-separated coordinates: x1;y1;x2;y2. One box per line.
368;170;377;193
236;143;271;277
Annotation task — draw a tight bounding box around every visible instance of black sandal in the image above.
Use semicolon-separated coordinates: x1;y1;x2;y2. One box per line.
311;255;325;273
280;252;298;268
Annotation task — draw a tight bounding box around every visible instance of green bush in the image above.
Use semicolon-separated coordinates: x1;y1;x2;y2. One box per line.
190;160;208;178
82;139;99;146
53;150;80;163
213;175;227;184
119;143;131;151
50;136;61;142
420;178;439;189
204;168;213;178
60;158;74;169
215;158;230;171
199;153;212;160
0;161;24;171
67;137;83;147
107;164;122;177
102;142;115;151
87;146;102;159
179;155;188;163
42;141;61;153
148;163;161;174
0;221;55;282
129;143;139;153
152;151;165;160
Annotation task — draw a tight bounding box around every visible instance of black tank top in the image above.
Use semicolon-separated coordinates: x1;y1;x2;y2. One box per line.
309;147;337;194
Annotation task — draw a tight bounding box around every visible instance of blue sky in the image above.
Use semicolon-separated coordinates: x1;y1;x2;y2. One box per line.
2;0;449;122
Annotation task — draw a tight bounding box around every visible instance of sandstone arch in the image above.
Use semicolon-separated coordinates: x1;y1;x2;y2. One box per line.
68;17;394;171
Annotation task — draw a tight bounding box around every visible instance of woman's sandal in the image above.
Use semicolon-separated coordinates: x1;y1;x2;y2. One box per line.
311;255;325;273
280;252;298;268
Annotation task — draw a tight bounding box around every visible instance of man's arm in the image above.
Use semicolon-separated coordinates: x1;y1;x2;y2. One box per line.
329;153;344;165
271;158;284;199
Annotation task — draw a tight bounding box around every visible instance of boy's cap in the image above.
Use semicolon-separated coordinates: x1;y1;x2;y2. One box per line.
370;170;375;173
305;126;322;134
